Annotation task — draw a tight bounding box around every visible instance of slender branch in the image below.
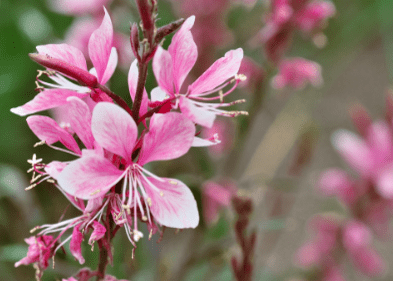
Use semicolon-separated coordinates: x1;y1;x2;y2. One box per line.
96;240;109;281
132;63;149;121
97;84;133;116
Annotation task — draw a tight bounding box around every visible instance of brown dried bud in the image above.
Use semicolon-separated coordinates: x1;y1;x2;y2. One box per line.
130;23;141;61
155;18;185;44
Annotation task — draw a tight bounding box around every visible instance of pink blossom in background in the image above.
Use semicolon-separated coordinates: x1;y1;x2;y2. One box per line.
253;0;335;62
49;0;112;16
331;120;393;198
295;215;386;279
294;1;336;33
238;56;265;92
202;119;235;158
342;221;386;276
202;180;237;225
271;58;322;89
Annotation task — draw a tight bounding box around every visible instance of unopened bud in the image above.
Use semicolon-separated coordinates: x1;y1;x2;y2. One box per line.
155;18;185;44
29;53;98;88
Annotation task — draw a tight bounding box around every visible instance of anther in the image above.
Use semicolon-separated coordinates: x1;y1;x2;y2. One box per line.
168;180;177;185
25;183;37;190
47;179;55;183
235;74;247;81
89;189;101;196
33;140;45;147
142;216;147;221
149;229;153;240
219;90;224;103
146;197;152;207
159;191;164;197
30;226;40;233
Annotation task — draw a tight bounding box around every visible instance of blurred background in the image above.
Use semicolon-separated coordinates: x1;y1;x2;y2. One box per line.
1;0;393;280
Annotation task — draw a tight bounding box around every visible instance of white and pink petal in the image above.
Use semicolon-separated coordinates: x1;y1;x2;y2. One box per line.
91;102;137;163
142;176;199;228
10;89;88;116
57;155;124;200
27;115;81;154
138;112;195;165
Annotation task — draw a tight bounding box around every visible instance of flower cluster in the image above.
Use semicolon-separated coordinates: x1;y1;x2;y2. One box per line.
294;97;393;279
253;0;335;90
12;6;246;280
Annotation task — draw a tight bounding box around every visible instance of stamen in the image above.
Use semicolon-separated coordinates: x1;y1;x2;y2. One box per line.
25;183;37;191
235;74;247;81
33;140;45;147
146;197;152;207
89;189;101;196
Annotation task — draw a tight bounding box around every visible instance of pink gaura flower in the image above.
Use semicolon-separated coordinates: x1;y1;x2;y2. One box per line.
152;16;246;128
331;120;393;198
11;7;116;116
271;58;322;89
342;220;386;276
295;1;336;33
15;235;55;271
57;102;199;241
202;180;237;225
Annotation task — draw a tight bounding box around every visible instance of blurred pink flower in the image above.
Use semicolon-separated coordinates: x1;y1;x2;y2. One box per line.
294;1;336;33
202;180;237;225
238;56;265;92
202;119;235;158
332;120;393;198
342;221;386;276
271;58;322;89
49;0;112;16
253;0;335;62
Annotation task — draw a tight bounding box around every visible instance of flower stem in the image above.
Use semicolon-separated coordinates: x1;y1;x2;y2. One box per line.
96;240;108;281
132;62;149;122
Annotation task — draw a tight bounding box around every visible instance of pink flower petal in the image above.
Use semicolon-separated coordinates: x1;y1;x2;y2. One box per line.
153;46;175;95
100;47;118;85
168;16;197;92
188;48;243;97
179;96;216;128
376;163;393;198
366;121;393;160
92;102;137;163
88;7;113;84
150;86;168;102
70;225;85;264
142;176;199;228
10;89;88;116
191;136;221;147
128;60;148;118
85;196;104;213
66;97;95;149
331;129;374;175
138;112;195;166
89;221;106;245
36;44;87;71
27;115;81;154
57;155;124;199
